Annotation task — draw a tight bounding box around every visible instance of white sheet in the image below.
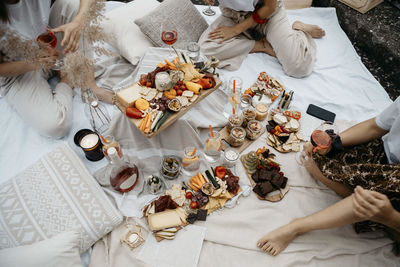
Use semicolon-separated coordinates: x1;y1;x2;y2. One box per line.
0;5;397;267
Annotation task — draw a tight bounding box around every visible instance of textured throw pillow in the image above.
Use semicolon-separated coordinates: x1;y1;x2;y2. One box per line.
100;0;160;65
0;231;82;267
134;0;209;49
0;143;122;253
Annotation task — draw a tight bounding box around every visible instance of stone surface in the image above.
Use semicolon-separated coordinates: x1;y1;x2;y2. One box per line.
313;0;400;100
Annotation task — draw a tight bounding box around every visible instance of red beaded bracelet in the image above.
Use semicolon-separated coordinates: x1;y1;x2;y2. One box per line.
252;11;268;24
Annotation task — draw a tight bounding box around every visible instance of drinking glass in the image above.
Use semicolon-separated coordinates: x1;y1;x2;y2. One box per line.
240;94;252;110
161;21;178;60
36;28;63;70
204;131;221;163
229;76;242;113
187;42;200;62
296;122;339;166
203;0;216;16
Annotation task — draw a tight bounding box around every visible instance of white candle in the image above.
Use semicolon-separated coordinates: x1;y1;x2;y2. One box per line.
80;133;99;149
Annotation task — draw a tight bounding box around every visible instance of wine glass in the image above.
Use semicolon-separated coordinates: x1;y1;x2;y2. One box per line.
36;28;63;70
203;0;216;16
296;121;339;166
161;21;178;60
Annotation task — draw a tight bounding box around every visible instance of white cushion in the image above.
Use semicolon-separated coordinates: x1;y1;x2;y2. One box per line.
0;231;82;267
0;143;122;253
100;0;160;65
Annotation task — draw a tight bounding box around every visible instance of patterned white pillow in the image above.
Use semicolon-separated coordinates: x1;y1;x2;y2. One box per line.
0;143;122;253
134;0;209;49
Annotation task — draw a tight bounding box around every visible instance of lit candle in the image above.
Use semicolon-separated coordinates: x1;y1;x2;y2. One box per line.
80;133;99;149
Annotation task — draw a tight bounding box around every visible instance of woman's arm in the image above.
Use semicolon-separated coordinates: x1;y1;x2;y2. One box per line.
0;61;37;77
340;118;388;147
208;0;277;43
52;0;95;54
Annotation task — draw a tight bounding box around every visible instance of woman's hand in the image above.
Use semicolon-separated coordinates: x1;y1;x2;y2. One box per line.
208;26;240;44
34;47;59;69
52;18;83;54
352;186;395;224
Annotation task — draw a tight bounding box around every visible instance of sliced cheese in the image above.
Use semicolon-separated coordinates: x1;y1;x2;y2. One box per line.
147;209;183;231
116;83;142;107
182;90;194;98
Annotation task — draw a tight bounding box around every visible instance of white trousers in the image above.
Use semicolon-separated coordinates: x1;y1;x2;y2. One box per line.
2;0;81;138
199;6;317;78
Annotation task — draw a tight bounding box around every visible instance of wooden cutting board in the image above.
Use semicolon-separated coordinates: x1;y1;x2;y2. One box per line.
115;79;221;138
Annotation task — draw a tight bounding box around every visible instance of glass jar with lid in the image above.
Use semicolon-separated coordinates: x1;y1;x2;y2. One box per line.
161;155;181;180
242;108;256;128
223;148;239;168
227;114;243;132
246;120;263;140
255;103;269;121
227;127;246;147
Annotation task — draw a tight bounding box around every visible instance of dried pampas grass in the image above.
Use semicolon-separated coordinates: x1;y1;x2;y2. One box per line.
0;24;52;67
61;52;93;90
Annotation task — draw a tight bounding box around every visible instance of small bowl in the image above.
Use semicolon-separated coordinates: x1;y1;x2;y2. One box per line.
168;99;182;112
201;182;214;196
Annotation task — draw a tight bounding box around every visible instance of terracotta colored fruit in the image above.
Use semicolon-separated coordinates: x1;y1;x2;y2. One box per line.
190;201;198;209
185;192;193;199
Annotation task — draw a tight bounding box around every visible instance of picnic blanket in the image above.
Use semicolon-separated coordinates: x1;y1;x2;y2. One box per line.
0;4;397;267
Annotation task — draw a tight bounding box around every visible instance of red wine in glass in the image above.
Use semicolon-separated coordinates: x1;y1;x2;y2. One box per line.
37;31;57;49
161;30;178;45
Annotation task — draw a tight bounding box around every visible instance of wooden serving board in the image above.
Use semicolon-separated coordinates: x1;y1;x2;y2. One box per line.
240;154;289;202
115;80;221;138
218;125;266;153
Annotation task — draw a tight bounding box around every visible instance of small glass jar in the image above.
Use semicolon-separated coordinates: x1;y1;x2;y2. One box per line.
223;148;239;168
242;108;256;128
182;146;200;172
227;127;246;147
101;135;122;161
161;155;181;180
246;120;263;140
240;94;252;110
227;114;243;132
255;103;269;121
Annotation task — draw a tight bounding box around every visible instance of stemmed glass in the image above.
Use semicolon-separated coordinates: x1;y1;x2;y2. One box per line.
161;21;178;60
203;0;216;16
296;121;339;166
36;28;63;70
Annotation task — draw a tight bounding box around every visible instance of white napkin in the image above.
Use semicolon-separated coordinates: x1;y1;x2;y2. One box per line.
137;224;206;267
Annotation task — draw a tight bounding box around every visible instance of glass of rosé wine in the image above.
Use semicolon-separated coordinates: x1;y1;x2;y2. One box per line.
161;21;178;60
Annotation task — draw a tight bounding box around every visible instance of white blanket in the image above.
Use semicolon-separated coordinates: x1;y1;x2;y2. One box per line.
0;5;397;267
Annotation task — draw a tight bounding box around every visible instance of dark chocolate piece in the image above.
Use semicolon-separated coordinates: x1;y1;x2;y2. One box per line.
271;174;284;189
197;209;207;221
260;181;275;196
251;171;260;182
278;133;290;143
268;120;278;128
187;213;197;224
281;177;288;189
253;183;263;197
266;125;275;133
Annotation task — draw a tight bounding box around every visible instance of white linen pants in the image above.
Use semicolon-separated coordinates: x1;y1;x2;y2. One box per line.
199;5;317;78
2;0;81;138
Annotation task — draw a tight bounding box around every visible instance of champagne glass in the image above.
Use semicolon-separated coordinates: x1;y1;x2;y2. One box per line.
161;21;178;60
203;0;216;16
296;121;339;166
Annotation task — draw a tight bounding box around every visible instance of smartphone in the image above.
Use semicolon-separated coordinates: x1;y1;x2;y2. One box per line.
306;104;336;123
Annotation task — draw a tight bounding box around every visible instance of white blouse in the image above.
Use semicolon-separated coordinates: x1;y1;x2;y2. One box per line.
218;0;260;12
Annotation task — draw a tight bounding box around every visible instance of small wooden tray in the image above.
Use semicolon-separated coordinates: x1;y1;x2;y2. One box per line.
218;125;265;153
115;80;220;138
240;155;289;202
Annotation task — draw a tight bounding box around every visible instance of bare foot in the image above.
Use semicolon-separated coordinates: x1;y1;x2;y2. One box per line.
292;21;325;39
257;222;298;256
250;38;276;57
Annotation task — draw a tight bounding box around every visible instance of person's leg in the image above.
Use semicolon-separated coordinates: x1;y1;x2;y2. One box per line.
4;71;73;138
263;7;319;78
257;195;361;256
292;21;325;39
198;12;255;71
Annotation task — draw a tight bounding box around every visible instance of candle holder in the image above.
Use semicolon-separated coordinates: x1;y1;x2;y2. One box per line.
74;129;104;161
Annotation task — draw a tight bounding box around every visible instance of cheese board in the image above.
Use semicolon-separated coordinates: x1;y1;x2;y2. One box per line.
114;47;221;138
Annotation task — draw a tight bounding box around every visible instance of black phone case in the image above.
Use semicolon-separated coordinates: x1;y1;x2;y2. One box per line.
306;104;336;122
